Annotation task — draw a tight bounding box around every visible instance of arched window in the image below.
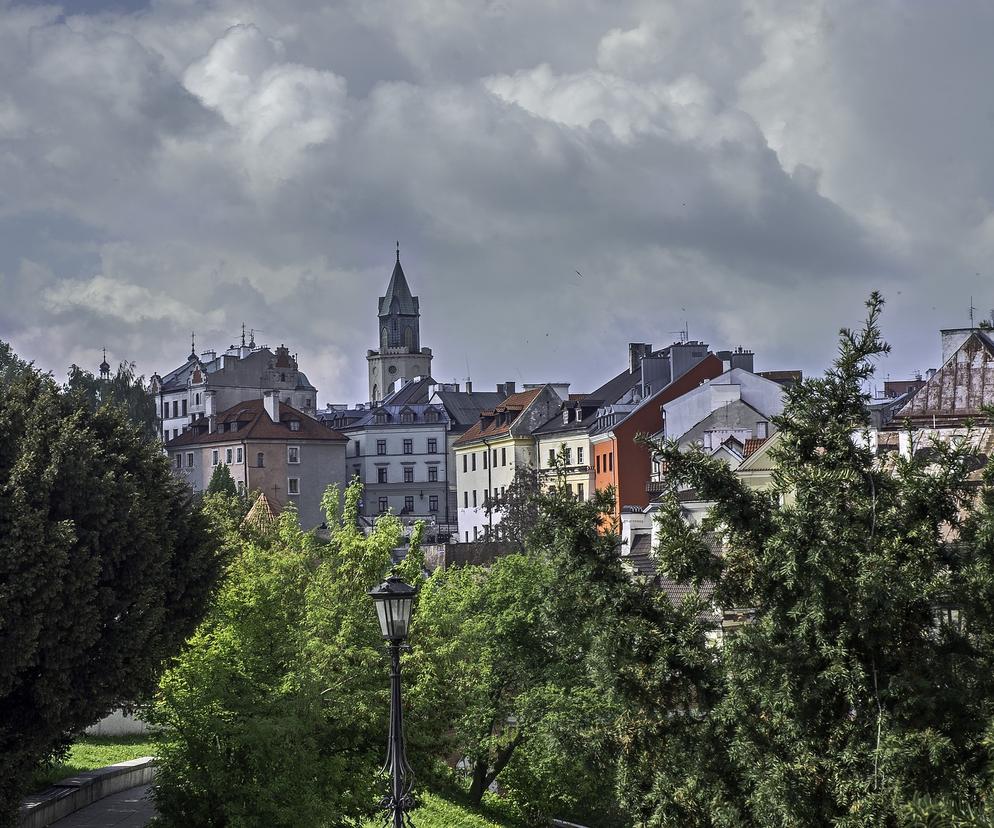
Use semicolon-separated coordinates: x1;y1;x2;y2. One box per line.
403;326;414;350
257;452;265;468
381;327;389;349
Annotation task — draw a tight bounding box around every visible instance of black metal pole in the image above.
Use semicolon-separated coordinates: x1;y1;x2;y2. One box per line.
383;639;413;827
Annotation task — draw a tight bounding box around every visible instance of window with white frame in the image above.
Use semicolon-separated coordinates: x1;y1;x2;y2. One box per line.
225;448;233;464
287;477;300;495
427;438;437;454
404;467;414;483
288;446;300;464
289;420;301;432
174;453;182;469
577;446;584;465
428;466;438;482
212;449;219;466
186;452;194;468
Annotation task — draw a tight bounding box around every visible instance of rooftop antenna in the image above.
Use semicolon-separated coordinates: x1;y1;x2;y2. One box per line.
241;323;246;348
970;296;976;328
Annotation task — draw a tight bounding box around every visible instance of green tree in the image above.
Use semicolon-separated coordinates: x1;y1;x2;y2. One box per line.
0;342;223;825
489;465;540;547
65;360;159;440
409;471;631;825
616;294;994;825
150;481;403;827
207;462;238;497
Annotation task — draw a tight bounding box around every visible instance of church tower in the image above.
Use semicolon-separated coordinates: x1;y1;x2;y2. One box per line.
367;245;433;403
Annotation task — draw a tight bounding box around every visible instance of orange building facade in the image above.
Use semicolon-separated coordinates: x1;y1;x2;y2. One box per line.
592;355;724;527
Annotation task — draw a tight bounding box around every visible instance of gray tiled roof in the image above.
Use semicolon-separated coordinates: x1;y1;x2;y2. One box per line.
379;260;419;317
433;390;506;427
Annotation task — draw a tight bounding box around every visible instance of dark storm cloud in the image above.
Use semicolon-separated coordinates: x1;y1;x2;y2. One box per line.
0;0;991;401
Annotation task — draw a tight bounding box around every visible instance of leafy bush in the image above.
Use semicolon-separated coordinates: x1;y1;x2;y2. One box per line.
150;481;401;827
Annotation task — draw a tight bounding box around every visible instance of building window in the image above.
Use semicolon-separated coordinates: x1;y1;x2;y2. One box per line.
577;483;585;500
567;483;573;495
378;467;388;484
401;410;414;424
427;438;437;454
377;439;387;455
195;393;201;405
403;439;413;455
564;447;572;465
354;441;361;456
463;455;468;473
483;451;488;469
289;420;300;432
426;409;439;423
379;497;389;513
257;452;264;467
212;449;219;466
596;455;601;473
609;453;614;472
429;495;438;512
501;447;506;465
465;531;469;542
464;491;468;508
288;446;300;464
186;452;194;468
236;447;243;464
404;467;414;483
225;448;233;464
472;454;477;471
404;495;414;512
577;446;584;465
174;453;182;469
473;526;478;541
304;398;311;408
428;466;438;482
492;449;497;466
472;490;477;508
162;403;168;419
548;448;555;465
172;400;178;417
182;399;188;416
288;478;300;495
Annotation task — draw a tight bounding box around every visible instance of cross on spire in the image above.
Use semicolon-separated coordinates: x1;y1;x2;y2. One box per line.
190;331;196;359
396;240;400;264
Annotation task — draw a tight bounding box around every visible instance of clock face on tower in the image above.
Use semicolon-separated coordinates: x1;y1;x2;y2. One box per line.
388;365;397;374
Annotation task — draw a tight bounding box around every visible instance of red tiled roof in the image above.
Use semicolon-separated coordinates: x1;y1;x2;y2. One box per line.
165;398;346;447
743;437;768;458
453;388;542;446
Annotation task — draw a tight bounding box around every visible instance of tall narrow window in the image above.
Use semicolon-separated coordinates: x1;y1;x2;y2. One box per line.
404;467;414;483
377;439;387;455
174;453;182;469
257;452;265;467
379;497;389;513
403;439;413;455
577;483;585;500
404;495;414;512
483;451;488;469
288;446;300;464
472;454;477;471
577;446;584;465
548;448;555;465
463;455;467;473
378;467;388;484
225;448;233;464
472;490;477;507
464;491;468;508
186;452;194;468
501;447;506;465
609;453;614;472
212;449;219;466
288;478;300;495
428;466;438;482
236;447;243;464
182;399;188;416
427;438;438;454
429;495;438;512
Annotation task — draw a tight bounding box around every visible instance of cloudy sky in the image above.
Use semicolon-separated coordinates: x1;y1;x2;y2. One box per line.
2;0;993;403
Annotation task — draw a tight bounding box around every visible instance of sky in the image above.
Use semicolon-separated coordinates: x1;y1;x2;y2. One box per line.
2;0;994;405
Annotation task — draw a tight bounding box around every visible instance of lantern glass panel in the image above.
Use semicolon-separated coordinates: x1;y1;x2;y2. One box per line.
375;600;390;639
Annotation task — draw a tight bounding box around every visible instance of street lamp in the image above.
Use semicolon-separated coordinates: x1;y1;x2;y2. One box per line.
369;576;417;827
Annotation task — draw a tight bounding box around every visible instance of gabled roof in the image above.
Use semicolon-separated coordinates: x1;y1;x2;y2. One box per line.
165;398;346;447
432;390;507;427
736;430;782;473
743;436;768;457
894;330;994;425
379;257;419;317
453;388;543;446
244;492;279;527
383;377;434;405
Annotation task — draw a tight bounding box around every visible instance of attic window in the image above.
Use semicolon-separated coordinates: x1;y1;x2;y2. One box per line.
289;420;301;432
425;409;439;423
375;412;388;424
401;410;414;424
563;410;569;424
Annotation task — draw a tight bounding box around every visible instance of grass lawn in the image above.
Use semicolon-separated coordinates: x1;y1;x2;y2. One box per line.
28;734;157;793
364;790;526;828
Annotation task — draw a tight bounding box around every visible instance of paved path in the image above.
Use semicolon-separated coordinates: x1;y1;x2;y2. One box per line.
48;784;155;828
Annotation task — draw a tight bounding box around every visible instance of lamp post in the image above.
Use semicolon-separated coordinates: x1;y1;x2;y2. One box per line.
368;576;417;827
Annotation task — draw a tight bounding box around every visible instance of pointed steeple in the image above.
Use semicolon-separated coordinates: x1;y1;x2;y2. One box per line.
379;243;419;318
99;347;110;379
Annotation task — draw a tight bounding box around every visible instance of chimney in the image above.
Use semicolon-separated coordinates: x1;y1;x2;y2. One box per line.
263;390;279;422
499;381;515;397
205;390;216;433
730;347;754;373
629;343;653;374
466;380;473;393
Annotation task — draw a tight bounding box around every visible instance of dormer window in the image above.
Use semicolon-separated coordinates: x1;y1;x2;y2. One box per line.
289;420;301;432
563;409;570;424
401;410;414;424
425;409;439;423
375;411;388;424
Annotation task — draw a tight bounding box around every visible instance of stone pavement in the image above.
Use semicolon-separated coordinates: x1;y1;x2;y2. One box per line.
48;784;155;828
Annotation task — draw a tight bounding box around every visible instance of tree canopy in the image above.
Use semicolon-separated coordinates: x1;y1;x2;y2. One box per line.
0;342;223;825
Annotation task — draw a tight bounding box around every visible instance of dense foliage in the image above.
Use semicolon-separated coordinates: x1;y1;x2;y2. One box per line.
151;482;403;827
613;294;994;825
0;341;222;825
207;462;238;497
65;360;160;440
409;462;632;826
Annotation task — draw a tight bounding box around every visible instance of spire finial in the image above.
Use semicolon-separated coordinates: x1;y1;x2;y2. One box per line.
241;322;246;348
396;240;400;264
191;331;196;358
102;347;107;361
